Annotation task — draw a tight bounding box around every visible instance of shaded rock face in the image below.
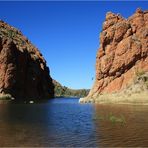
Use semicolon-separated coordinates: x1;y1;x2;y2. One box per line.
88;8;148;98
0;21;54;100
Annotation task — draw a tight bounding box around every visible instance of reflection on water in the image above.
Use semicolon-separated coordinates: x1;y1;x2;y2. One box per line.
94;104;148;147
0;98;96;147
0;98;148;147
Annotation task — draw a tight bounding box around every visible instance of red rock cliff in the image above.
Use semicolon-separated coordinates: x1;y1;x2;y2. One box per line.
88;8;148;98
0;20;54;100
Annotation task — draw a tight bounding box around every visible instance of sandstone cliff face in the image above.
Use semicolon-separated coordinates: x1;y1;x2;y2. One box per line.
0;20;54;100
88;8;148;98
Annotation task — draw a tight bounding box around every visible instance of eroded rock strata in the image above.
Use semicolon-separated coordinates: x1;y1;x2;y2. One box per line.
0;20;54;100
83;8;148;101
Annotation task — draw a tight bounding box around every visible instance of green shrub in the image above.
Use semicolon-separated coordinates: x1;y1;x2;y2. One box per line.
136;70;145;77
0;94;12;100
7;30;16;39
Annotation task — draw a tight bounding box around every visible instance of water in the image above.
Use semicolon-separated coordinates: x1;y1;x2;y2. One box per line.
0;98;148;147
0;98;96;147
94;104;148;147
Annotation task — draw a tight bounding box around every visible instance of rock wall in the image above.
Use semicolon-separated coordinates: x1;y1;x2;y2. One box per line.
0;20;54;100
88;8;148;98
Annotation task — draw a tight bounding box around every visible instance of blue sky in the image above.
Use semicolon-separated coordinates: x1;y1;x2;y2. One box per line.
0;1;147;89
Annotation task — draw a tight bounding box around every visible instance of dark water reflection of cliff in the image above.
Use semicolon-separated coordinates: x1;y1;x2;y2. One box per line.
94;104;148;147
0;98;148;147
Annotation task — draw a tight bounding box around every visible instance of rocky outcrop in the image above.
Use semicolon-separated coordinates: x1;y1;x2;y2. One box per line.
53;80;89;98
84;8;148;100
0;20;54;100
80;72;148;104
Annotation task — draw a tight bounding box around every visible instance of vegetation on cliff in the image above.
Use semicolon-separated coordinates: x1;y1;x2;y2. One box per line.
0;20;89;101
80;72;148;104
0;20;54;100
80;8;148;104
53;80;89;98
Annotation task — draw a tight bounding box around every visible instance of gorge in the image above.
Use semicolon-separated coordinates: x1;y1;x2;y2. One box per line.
0;8;148;104
0;3;148;147
0;20;89;101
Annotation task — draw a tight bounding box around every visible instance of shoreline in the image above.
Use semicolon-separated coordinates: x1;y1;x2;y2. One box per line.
80;73;148;106
80;100;148;106
79;92;148;105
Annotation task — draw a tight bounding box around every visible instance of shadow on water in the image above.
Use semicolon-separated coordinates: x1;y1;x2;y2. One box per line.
0;98;97;147
0;102;54;146
94;104;148;147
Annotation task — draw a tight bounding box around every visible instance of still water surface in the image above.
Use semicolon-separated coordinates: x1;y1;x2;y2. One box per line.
0;98;148;147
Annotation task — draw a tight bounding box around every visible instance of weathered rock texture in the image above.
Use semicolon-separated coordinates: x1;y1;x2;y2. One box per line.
0;20;54;100
87;8;148;99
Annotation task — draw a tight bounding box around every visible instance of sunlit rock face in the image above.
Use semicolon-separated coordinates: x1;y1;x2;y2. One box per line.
0;20;54;100
87;8;148;98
